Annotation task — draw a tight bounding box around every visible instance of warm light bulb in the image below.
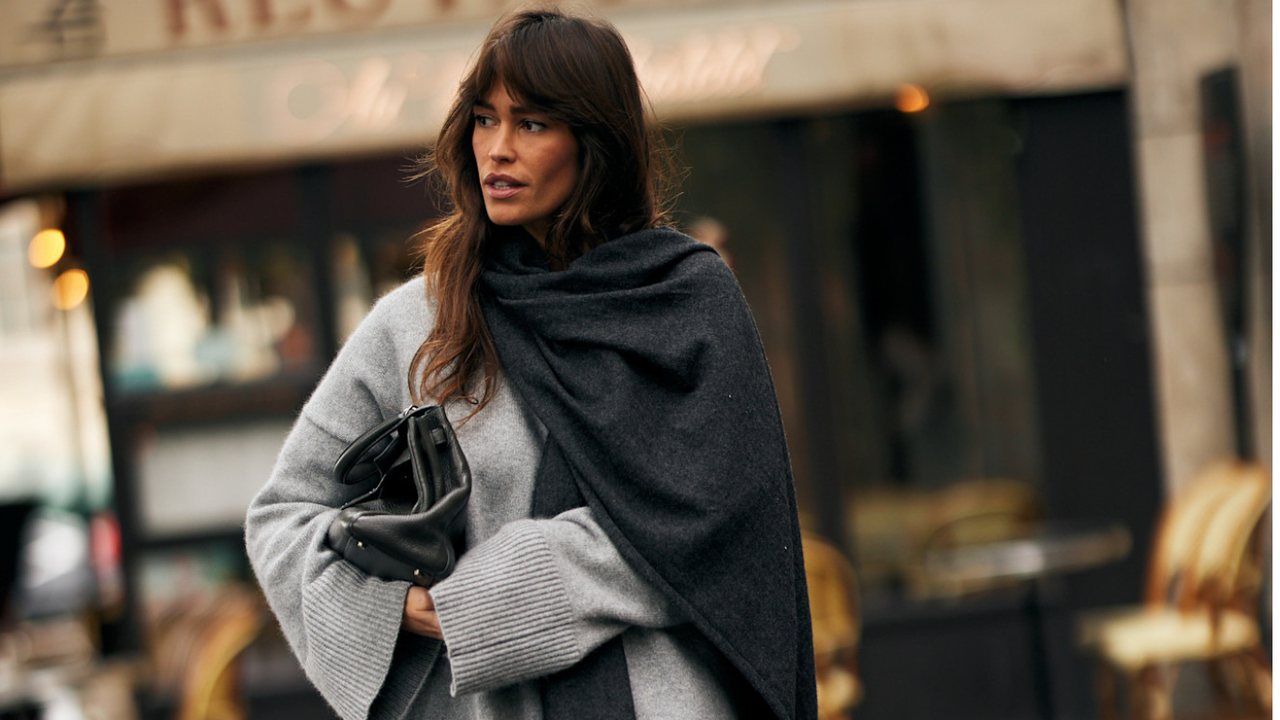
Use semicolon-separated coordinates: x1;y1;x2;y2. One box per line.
29;229;66;268
52;268;89;310
895;84;930;113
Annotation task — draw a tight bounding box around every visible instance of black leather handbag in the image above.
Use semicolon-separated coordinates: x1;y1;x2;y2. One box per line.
326;405;471;587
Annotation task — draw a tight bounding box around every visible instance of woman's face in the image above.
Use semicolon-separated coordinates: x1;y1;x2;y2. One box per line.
472;81;580;244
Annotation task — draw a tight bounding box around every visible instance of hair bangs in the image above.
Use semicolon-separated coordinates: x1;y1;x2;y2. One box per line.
475;17;584;123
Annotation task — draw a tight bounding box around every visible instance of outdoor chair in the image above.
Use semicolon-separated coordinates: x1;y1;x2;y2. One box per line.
1083;459;1271;720
149;583;266;720
803;531;863;719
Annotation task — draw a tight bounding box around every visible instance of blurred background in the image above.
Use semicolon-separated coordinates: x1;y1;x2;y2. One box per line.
0;0;1270;719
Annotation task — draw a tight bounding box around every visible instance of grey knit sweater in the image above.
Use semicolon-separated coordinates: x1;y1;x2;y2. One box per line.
245;277;737;720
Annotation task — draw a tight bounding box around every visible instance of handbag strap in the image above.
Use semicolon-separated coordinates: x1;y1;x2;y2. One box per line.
333;406;436;485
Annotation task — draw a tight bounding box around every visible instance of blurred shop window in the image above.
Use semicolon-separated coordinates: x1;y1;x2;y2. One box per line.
333;233;374;343
96;170;324;398
109;244;319;394
137;420;293;540
331;226;419;344
0;198;122;667
0;197;115;537
62;160;435;716
330;155;437;341
671;102;1043;607
72;171;337;693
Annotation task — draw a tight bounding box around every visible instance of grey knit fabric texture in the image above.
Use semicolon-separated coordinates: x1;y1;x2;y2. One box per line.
245;278;735;720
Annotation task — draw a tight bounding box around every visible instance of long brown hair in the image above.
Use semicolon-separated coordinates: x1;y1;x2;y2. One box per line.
410;8;671;415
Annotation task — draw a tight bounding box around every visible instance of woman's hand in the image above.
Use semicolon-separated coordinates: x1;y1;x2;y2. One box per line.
403;586;444;639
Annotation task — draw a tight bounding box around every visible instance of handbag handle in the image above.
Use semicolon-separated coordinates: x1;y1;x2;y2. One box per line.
333;405;435;485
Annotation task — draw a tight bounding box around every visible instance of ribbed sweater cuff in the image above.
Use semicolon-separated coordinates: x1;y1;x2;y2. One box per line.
372;633;440;720
431;521;579;695
301;560;413;720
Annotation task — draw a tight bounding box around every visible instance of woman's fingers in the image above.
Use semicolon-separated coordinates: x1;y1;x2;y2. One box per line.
403;587;444;639
406;586;435;611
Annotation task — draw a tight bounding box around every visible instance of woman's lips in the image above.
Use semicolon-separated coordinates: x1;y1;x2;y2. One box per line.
484;174;525;200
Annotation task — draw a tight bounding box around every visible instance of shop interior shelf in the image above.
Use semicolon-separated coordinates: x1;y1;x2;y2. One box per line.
108;374;320;427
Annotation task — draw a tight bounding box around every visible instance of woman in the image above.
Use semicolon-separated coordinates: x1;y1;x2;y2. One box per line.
245;9;816;720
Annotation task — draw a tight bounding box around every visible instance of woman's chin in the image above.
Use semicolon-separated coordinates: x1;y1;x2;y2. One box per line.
485;212;526;229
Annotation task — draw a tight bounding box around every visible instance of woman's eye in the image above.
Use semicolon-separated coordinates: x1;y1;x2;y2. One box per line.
473;115;494;127
522;120;547;132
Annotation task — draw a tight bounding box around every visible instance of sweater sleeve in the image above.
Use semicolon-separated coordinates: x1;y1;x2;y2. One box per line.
244;283;432;720
431;506;680;696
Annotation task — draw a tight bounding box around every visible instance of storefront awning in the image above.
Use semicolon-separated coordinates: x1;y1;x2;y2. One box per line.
0;0;1129;193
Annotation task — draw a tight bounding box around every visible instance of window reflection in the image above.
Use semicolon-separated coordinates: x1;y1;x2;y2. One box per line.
673;101;1044;606
109;244;319;393
331;226;419;344
0;197;119;634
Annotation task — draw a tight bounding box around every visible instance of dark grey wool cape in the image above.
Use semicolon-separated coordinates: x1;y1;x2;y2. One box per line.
477;227;818;720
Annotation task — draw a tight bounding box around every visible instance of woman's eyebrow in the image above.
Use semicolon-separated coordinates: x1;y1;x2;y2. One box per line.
473;99;495;110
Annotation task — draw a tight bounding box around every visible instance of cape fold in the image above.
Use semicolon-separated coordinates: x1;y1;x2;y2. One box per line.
478;227;817;720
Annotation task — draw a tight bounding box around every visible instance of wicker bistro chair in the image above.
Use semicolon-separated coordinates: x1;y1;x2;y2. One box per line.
148;583;266;720
802;531;863;720
177;588;266;720
1083;460;1271;720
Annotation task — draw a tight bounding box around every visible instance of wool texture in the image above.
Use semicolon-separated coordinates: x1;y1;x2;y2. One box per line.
478;226;818;720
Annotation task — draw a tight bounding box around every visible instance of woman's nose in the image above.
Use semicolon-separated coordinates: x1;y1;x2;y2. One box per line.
489;127;515;162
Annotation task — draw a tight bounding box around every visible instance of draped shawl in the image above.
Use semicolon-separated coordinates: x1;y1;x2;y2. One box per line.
477;227;817;720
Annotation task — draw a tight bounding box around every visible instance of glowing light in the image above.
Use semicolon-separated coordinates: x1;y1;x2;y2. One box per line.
28;229;66;268
895;84;930;113
52;269;89;310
